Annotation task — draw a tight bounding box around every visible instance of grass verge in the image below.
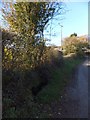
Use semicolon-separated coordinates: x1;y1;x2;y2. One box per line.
36;56;84;104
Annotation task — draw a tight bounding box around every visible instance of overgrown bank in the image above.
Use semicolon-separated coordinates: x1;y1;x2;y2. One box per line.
3;53;84;118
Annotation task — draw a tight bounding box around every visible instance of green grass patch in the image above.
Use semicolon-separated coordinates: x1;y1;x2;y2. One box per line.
36;56;84;104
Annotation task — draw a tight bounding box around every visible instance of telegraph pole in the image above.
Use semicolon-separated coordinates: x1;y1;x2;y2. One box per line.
60;25;63;46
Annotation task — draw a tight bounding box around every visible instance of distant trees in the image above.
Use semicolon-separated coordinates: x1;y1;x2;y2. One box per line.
70;33;77;37
62;35;88;56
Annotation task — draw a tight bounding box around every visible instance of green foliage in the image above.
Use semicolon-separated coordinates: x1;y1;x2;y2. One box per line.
3;98;17;118
3;2;63;35
2;2;64;70
62;36;88;57
70;33;77;37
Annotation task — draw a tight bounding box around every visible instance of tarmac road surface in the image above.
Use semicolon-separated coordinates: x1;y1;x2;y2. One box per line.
60;59;88;118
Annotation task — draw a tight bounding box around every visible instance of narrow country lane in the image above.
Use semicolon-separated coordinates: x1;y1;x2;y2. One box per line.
0;50;2;120
0;68;2;120
60;59;89;118
78;59;88;118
